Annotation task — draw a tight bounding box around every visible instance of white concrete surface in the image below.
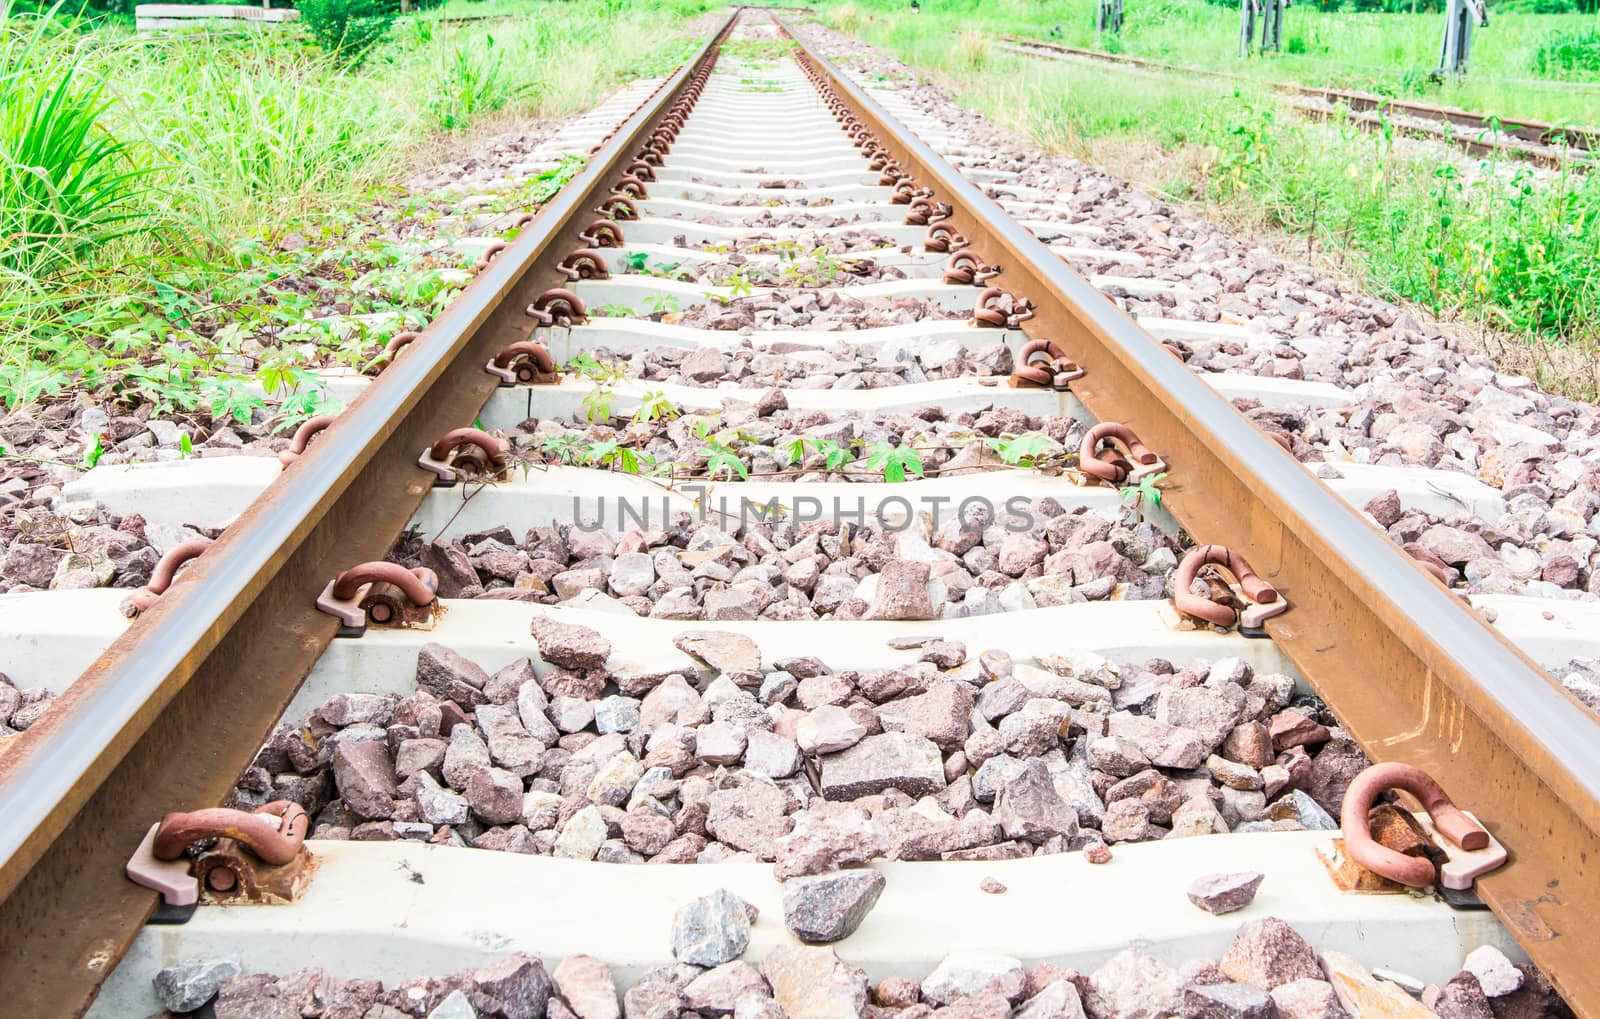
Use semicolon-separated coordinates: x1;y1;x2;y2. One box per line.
90;831;1521;1017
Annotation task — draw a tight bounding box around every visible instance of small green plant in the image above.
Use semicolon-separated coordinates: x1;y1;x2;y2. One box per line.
541;433;584;465
81;434;104;469
631;390;680;425
1121;472;1168;517
985;433;1057;468
863;441;924;483
781;436;854;471
645;293;680;314
701;439;749;480
722;267;757;298
591;304;637;318
579;386;615;424
566;352;626;383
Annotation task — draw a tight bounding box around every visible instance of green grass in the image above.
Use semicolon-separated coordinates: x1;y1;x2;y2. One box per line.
0;0;715;420
830;0;1600;127
820;0;1600;396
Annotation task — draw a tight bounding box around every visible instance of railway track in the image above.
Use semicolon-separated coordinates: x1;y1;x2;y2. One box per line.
999;35;1599;171
1;8;1599;1017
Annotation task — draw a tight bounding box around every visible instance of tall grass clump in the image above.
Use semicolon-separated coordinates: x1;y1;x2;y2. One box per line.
1531;26;1600;76
298;0;398;63
425;35;530;130
121;35;407;237
0;5;146;280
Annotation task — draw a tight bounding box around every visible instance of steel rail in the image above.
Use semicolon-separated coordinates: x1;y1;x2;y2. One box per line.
0;13;736;1015
999;35;1598;167
784;20;1600;1014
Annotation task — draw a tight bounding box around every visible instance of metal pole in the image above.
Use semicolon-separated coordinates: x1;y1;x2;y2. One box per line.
1261;0;1286;52
1239;0;1260;57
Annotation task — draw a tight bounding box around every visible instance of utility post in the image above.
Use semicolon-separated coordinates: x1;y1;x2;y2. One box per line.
1239;0;1261;56
1097;0;1124;41
1438;0;1488;75
1260;0;1288;52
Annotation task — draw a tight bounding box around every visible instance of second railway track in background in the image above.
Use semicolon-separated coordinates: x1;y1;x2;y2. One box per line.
2;7;1599;1017
1000;35;1600;171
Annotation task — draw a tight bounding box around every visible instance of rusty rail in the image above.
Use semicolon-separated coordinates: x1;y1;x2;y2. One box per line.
999;35;1597;169
0;12;736;1015
783;19;1600;1014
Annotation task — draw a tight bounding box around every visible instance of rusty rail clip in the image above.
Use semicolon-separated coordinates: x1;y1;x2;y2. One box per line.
127;801;314;912
942;248;998;286
316;561;440;634
613;174;649;199
579;219;625;248
122;537;214;618
1169;544;1286;635
278;413;338;467
529;288;588;328
416;427;511;485
559;248;611;282
1078;423;1164;484
923;223;966;253
473;239;508;275
597;195;639;221
364;330;419;375
486;340;560;386
972;286;1036;329
1338;762;1506;891
1009;337;1083;389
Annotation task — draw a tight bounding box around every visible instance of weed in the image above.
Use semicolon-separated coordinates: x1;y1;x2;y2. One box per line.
299;0;397;63
631;389;680;424
579;387;615;425
863;440;925;483
1120;471;1168;519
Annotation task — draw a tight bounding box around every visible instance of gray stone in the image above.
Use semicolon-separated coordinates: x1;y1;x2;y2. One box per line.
696;721;749;765
819;732;946;800
760;945;869;1019
683;961;769;1017
332;739;397;819
554;804;607;860
609;553;656;598
415;772;470;826
796;705;868;754
1220;918;1323;989
594;695;641;734
153;958;240;1012
416;642;490;705
1187;872;1264;915
428;989;478;1019
1180;982;1276;1018
674;630;762;675
1461;945;1522;997
783;869;886;943
552;953;620;1019
672;888;755;966
994;758;1079;843
1270;979;1349;1019
1015;980;1088;1019
1087;948;1183;1019
530;616;612;670
472;953;553;1019
921;952;1026;1006
745;730;802;779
